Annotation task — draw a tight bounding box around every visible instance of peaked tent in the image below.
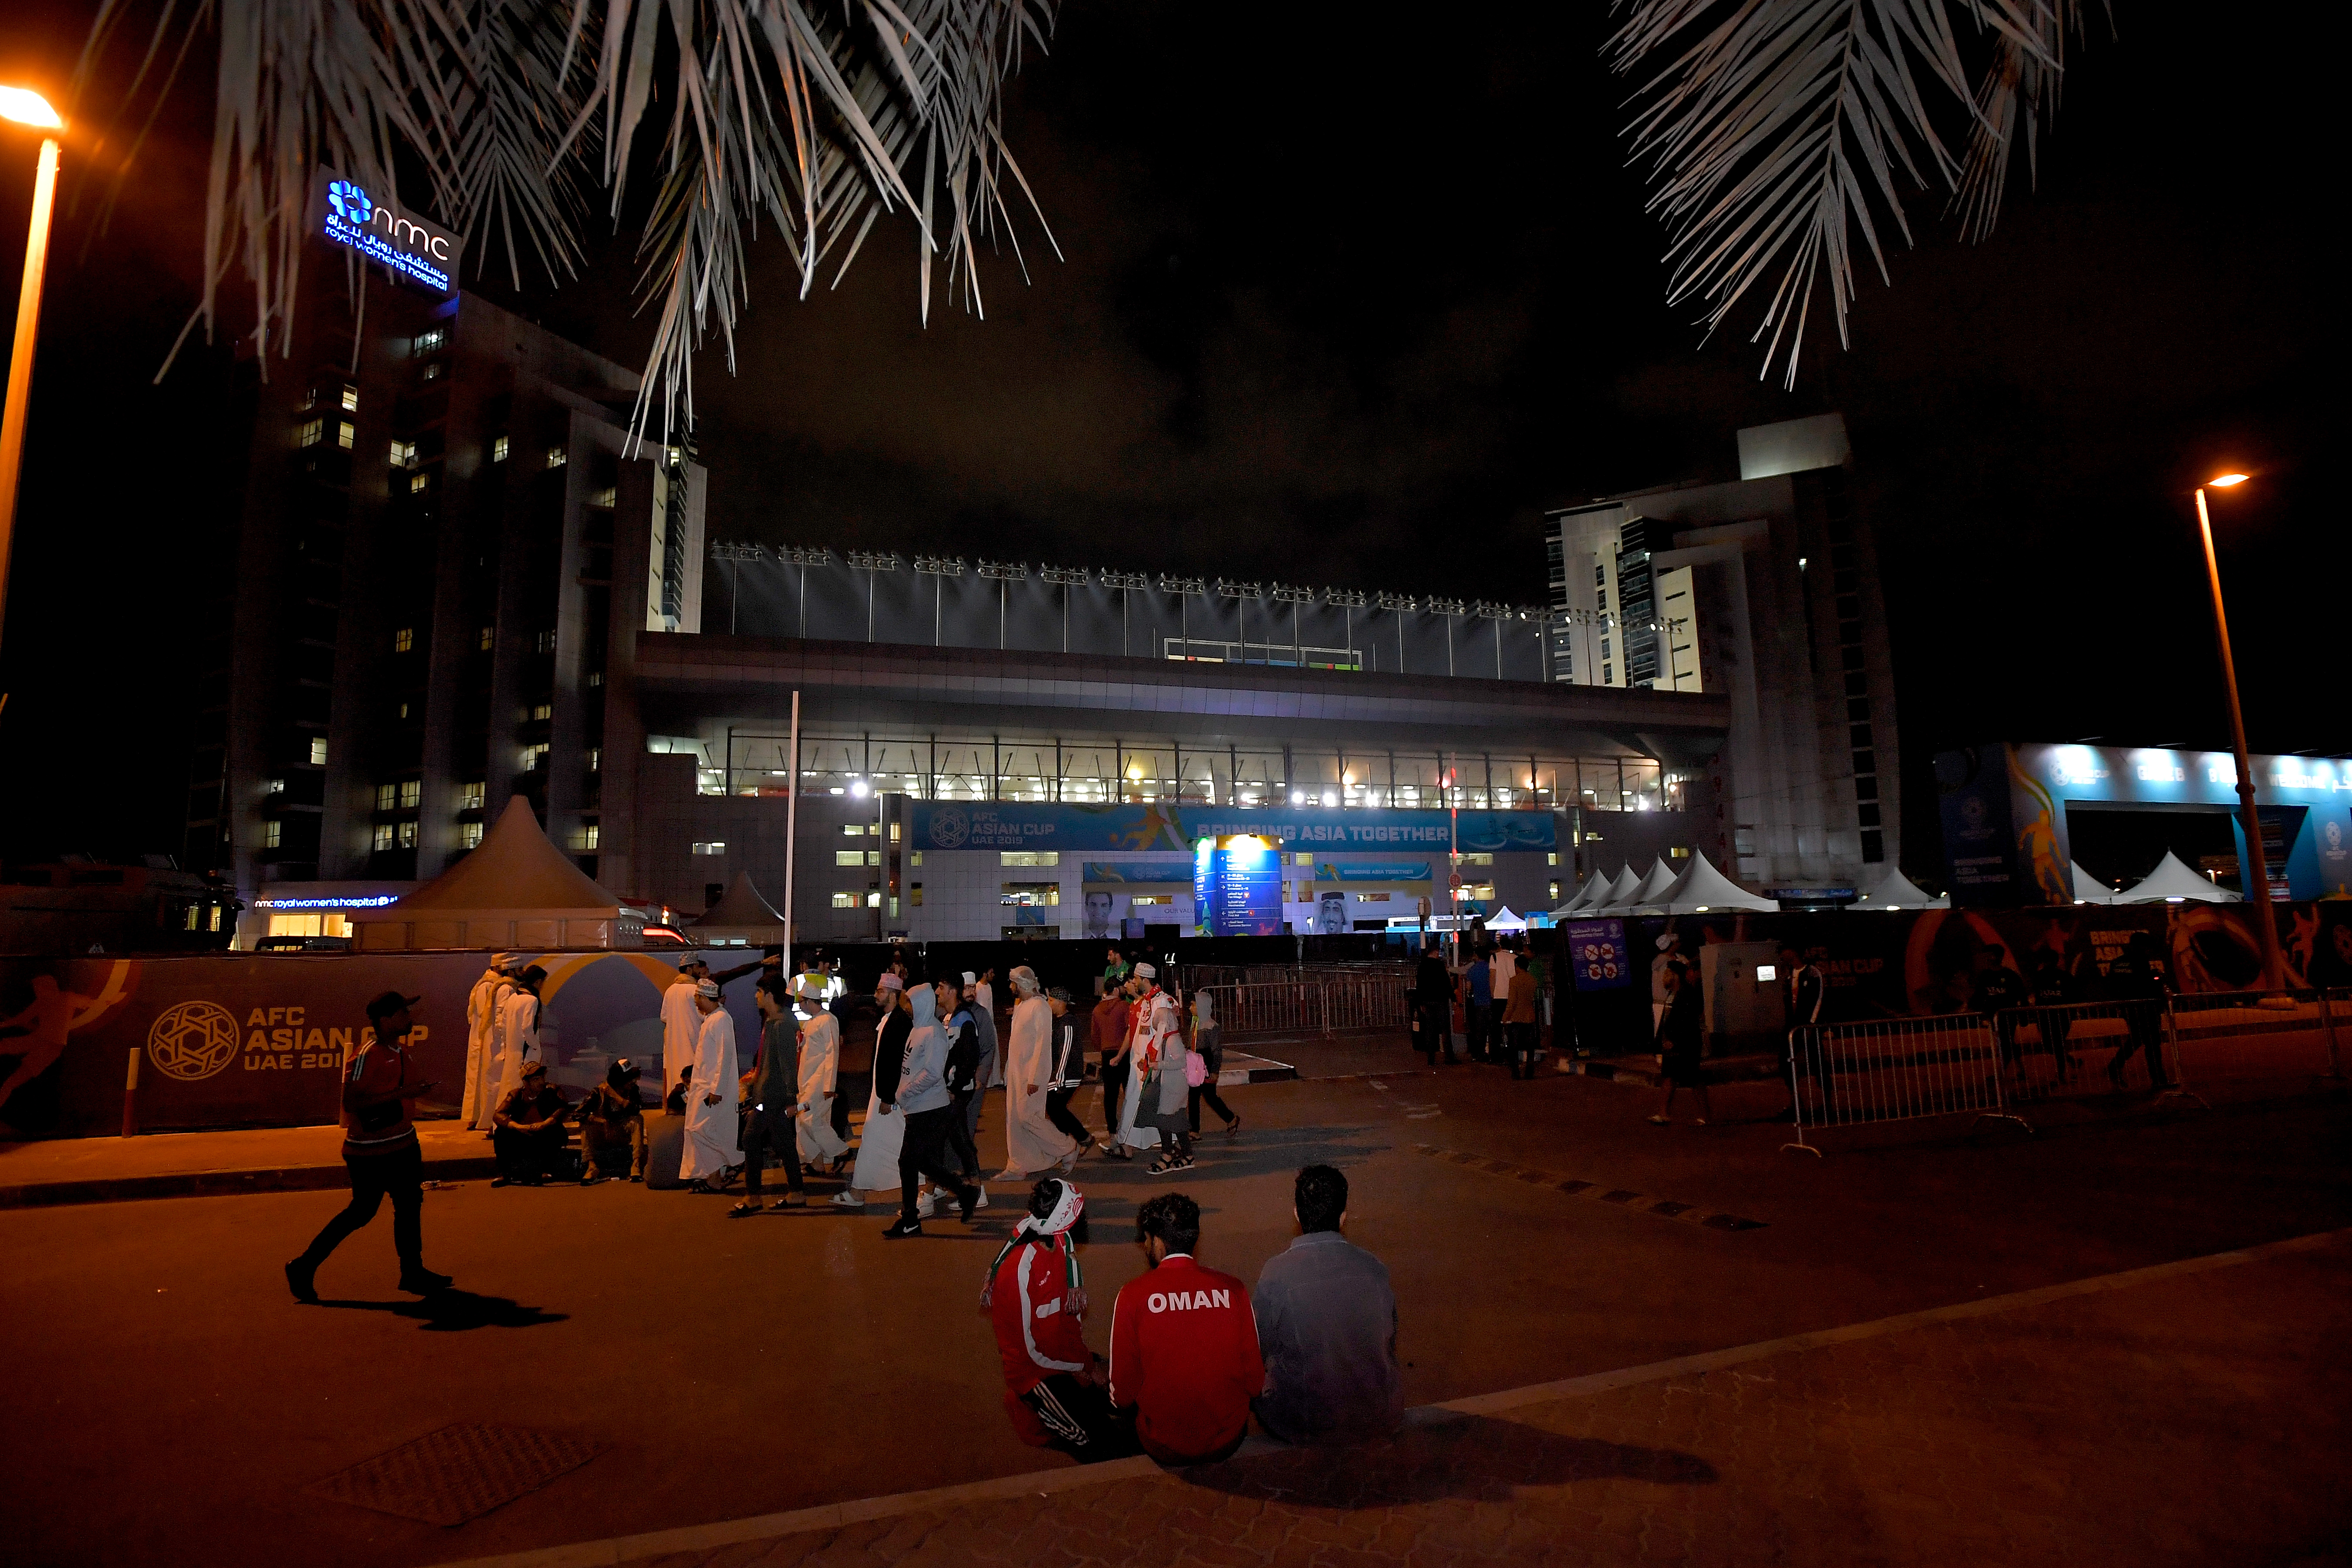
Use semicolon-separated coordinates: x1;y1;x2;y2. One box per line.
1553;870;1612;916
352;797;647;950
1660;852;1779;914
1854;867;1950;909
1615;857;1690;917
2114;850;2241;904
1485;906;1527;933
691;872;788;945
2070;860;2119;905
1589;863;1648;914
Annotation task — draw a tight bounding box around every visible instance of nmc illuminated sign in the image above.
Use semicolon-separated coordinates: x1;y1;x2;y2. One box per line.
310;170;461;294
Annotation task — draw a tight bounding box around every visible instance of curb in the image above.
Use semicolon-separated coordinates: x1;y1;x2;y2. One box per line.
0;1155;501;1212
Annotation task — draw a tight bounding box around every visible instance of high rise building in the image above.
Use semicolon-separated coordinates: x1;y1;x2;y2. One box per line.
1544;414;1898;896
183;176;704;942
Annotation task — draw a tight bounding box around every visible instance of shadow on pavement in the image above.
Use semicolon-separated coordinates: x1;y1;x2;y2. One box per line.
1185;1415;1717;1509
312;1289;568;1332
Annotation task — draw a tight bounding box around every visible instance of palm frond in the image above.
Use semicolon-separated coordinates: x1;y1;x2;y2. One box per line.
1610;0;2076;387
1951;0;2100;242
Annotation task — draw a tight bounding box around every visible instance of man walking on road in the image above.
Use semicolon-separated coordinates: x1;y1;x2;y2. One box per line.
883;983;982;1239
286;991;449;1302
1412;943;1452;1066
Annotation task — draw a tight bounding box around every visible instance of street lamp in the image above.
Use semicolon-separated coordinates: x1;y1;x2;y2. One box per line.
2193;471;2286;991
0;86;65;661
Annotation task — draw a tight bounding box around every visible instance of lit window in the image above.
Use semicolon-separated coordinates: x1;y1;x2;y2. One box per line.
264;777;285;795
1549;880;1563;901
535;630;556;653
309;738;329;766
867;890;882;908
1129;895;1171;907
910;884;924;907
264;820;282;849
1547;852;1559;867
1669;846;1691;859
390;440;416;468
479;626;494;651
396;702;410;720
581;824;600;849
1459;853;1495;867
843;825;866;836
545;446;567;469
491;435;509;463
692;841;727;856
459;781;484;810
398;780;421;808
522;743;550;771
300;387;319;411
1000;883;1061;907
392;627;414;652
340;385;359;411
409;473;429;493
586;747;601;772
297;419;324;448
831;892;859;908
336;422;355;449
375;783;396;811
1293;853;1313;866
396;821;418;849
835;851;864;867
414;328;446;355
1001;851;1060;867
587;671;604;688
373;824;395;851
909;851;921;867
589;486;617;508
529;702;552;721
420;362;443;382
458;821;483;849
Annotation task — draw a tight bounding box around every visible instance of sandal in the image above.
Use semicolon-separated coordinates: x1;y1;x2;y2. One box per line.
1648;1115;1670;1126
1225;1113;1242;1136
728;1200;762;1218
1145;1157;1180;1175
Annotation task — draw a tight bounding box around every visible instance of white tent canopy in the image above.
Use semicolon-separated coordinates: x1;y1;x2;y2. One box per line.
1661;852;1779;914
690;871;788;944
2070;860;2119;905
1854;867;1949;909
1633;859;1683;904
1589;863;1648;914
1483;905;1527;932
2114;850;2241;904
353;797;646;950
1553;870;1612;916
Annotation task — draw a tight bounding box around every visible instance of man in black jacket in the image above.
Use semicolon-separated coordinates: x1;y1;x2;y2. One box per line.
936;975;985;1183
1778;945;1830;1120
1412;944;1453;1066
1043;987;1091;1159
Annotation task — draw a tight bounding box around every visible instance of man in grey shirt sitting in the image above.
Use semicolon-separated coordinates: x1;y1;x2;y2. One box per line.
1251;1164;1403;1444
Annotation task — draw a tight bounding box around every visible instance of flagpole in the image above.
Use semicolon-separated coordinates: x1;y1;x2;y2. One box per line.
782;690;801;969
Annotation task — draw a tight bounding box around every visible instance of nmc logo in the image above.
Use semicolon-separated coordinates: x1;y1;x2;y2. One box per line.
325;177;452;262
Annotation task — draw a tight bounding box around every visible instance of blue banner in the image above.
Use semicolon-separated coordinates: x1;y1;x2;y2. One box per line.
1565;919;1633;992
1312;861;1434;882
908;801;1553;854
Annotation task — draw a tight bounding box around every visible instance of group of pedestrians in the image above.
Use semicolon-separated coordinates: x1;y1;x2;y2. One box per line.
1088;958;1238;1173
1409;935;1547;1074
985;1163;1403;1465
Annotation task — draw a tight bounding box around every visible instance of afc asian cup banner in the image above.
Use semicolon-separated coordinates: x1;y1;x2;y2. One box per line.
909;801;1555;855
0;950;767;1140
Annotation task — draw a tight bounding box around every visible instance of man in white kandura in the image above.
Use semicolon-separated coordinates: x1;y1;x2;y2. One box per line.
1000;966;1078;1180
793;973;850;1171
659;957;709;1111
681;979;741;1191
490;964;546;1125
841;973;912;1207
464;953;519;1132
1115;963;1177;1156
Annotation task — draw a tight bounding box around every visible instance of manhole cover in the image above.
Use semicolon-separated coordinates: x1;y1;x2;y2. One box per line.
307;1423;601;1527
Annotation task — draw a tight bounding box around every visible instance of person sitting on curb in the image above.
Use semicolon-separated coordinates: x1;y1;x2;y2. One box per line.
983;1178;1137;1462
491;1060;570;1185
577;1057;647;1183
1251;1164;1403;1445
1109;1192;1262;1465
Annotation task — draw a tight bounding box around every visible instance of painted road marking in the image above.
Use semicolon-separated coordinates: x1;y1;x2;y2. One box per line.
1412;1143;1768;1232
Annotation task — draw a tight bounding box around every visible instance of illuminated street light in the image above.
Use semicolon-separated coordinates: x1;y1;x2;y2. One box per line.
0;86;65;659
2193;471;2286;992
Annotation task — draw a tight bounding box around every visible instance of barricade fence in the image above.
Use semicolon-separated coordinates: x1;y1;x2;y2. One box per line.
1784;1015;2032;1154
1196;975;1411;1039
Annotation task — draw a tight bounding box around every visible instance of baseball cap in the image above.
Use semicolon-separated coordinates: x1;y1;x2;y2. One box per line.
365;990;420;1021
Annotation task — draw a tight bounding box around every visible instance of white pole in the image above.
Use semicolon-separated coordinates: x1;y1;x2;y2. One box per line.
0;134;62;656
782;690;801;967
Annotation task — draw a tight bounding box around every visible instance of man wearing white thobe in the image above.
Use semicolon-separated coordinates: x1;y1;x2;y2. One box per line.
659;958;707;1108
1116;964;1179;1151
793;976;849;1166
490;965;546;1125
681;980;741;1186
1000;967;1077;1178
464;954;518;1131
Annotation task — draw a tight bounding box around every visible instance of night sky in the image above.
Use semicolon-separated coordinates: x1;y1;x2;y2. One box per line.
0;2;2335;867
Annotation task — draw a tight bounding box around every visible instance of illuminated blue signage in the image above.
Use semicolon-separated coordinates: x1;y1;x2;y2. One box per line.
1194;835;1283;937
313;171;459;294
253;894;400;910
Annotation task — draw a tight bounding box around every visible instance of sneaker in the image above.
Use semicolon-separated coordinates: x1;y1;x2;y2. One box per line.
830;1190;864;1209
972;1187;990;1210
957;1185;981;1223
397;1267;452;1294
882;1217;922;1240
580;1174;601;1187
916;1189;937;1218
283;1259;318;1304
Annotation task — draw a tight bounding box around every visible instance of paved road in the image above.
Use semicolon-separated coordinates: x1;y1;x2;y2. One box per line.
3;1062;2346;1568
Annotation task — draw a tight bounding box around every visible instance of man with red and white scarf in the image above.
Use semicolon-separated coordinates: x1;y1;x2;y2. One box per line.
983;1179;1136;1462
1124;963;1190;1173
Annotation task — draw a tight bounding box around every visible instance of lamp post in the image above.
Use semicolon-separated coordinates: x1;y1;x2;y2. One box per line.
0;86;66;661
2194;472;2286;991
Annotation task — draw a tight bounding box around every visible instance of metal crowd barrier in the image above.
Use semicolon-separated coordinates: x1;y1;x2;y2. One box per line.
2164;988;2346;1087
1990;999;2183;1106
1782;1013;2035;1155
1196;975;1411;1039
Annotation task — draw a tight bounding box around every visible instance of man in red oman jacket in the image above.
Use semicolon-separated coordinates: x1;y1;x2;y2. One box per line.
1109;1190;1263;1465
985;1179;1136;1462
